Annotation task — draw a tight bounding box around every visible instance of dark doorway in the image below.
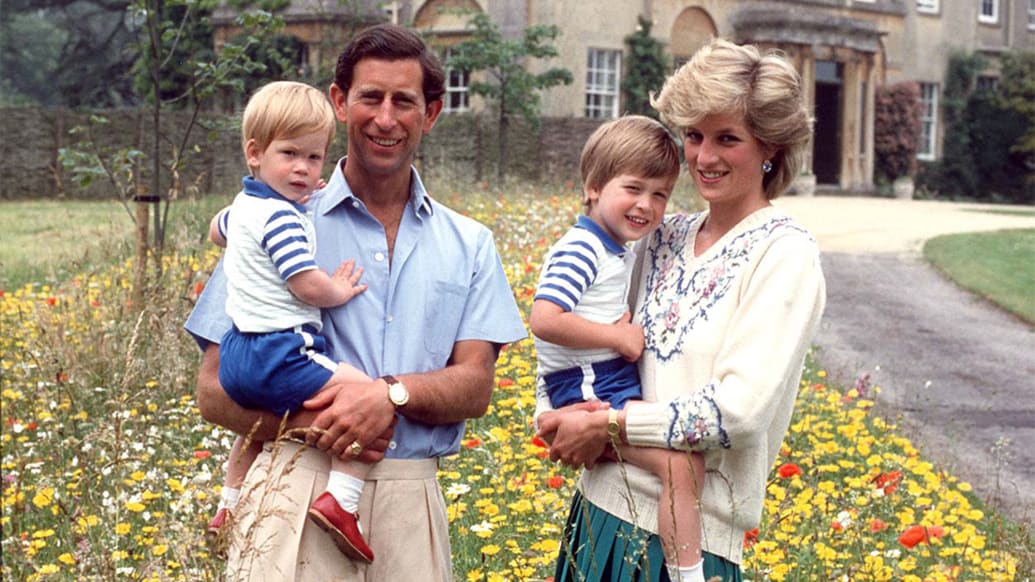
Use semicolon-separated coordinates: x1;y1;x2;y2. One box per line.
813;60;843;185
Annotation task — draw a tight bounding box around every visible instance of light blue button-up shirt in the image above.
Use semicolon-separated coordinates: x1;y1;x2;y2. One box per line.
185;161;527;459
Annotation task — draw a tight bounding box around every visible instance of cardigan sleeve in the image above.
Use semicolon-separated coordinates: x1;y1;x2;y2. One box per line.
624;233;826;451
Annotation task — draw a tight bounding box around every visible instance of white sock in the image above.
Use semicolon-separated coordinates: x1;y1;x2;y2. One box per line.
326;471;365;514
667;559;705;582
219;486;240;511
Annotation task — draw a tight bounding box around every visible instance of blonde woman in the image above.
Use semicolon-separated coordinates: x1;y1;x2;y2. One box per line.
538;38;826;582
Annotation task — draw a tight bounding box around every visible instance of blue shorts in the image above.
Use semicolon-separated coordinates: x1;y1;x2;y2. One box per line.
544;357;641;410
219;324;337;415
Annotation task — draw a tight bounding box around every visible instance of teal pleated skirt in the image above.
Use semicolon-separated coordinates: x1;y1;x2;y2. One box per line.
553;491;743;582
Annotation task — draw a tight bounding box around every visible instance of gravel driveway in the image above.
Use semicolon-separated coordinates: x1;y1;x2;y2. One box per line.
774;196;1035;523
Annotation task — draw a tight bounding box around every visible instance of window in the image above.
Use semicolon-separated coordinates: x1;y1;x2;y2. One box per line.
976;76;999;93
1028;0;1035;29
442;47;469;113
585;49;621;119
918;83;938;161
917;0;938;14
979;0;998;23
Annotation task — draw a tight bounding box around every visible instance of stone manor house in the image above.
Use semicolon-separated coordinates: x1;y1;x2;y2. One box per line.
214;0;1035;191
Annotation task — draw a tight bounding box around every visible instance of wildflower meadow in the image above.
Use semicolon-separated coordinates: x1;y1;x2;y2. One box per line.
1;187;1030;581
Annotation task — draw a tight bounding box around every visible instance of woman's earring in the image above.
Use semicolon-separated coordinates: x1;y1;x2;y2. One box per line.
762;159;773;174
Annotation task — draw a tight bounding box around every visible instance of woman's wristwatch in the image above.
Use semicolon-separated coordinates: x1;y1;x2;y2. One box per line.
607;409;621;443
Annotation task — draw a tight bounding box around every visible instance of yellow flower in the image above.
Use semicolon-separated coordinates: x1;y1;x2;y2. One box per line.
480;544;501;556
32;487;55;508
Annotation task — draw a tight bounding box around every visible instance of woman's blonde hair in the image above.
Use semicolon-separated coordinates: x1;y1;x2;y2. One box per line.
652;38;812;199
241;81;336;165
580;115;681;206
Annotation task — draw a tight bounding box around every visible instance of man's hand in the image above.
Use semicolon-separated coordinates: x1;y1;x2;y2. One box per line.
536;401;611;469
302;378;396;459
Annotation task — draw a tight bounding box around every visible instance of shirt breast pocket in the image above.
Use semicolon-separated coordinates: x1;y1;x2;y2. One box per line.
424;280;468;362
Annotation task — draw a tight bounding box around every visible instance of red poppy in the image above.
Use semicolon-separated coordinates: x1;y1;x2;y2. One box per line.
743;528;759;549
531;436;548;449
898;524;944;548
46;297;57;306
870;519;888;532
464;438;481;449
777;463;802;479
547;475;565;489
498;378;515;388
193;450;212;459
873;470;902;494
831;520;844;531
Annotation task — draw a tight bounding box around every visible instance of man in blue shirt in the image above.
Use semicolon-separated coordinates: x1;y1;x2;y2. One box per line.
186;23;526;581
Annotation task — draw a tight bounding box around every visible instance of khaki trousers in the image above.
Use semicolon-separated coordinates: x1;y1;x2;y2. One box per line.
225;441;450;582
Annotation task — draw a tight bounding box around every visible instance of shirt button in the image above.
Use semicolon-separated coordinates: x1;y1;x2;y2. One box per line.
351;201;360;208
388;440;397;450
374;252;385;262
386;314;394;323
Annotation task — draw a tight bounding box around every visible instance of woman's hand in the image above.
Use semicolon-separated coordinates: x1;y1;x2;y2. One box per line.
536;401;611;469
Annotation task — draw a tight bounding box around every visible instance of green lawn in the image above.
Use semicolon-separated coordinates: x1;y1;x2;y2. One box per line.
0;197;230;290
924;229;1035;325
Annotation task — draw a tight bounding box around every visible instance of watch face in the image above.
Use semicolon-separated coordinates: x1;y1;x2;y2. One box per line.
389;383;409;406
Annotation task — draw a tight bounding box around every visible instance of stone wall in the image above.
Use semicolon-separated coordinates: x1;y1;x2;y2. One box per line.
0;106;609;200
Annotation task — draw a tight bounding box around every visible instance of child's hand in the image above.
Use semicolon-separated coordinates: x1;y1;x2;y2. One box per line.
612;312;645;361
330;259;368;302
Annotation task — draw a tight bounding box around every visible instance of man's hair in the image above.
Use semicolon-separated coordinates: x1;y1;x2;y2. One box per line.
241;81;336;161
334;23;446;104
580;115;681;197
652;37;813;199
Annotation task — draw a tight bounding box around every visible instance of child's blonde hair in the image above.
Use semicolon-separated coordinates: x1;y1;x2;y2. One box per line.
241;81;336;169
579;115;681;207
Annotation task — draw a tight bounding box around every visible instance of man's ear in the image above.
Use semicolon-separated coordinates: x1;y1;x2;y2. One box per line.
329;83;348;124
422;98;444;134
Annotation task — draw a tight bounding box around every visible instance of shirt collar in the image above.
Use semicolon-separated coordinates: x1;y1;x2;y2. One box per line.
241;176;307;213
575;215;627;255
317;157;434;218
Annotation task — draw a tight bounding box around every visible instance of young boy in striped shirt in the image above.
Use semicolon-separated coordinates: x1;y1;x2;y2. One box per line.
530;116;709;582
205;80;375;563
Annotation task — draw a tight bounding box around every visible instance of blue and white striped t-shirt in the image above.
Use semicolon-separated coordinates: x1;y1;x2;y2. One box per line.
533;215;636;374
223;176;322;333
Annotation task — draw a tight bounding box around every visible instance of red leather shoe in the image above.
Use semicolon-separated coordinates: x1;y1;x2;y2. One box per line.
207;507;230;538
307;492;374;563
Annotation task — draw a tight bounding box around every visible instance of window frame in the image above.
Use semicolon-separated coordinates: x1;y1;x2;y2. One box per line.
1028;0;1035;29
917;82;939;161
441;46;469;114
585;48;621;120
916;0;939;14
978;0;999;24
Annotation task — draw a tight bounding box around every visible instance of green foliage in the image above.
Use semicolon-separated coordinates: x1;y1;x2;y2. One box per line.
130;0;218;107
621;16;669;118
919;51;1034;204
873;81;921;182
0;0;138;107
446;12;573;180
998;52;1035;165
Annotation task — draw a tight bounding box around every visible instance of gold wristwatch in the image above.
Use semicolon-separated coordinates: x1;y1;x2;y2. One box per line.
382;375;409;408
607;409;621;441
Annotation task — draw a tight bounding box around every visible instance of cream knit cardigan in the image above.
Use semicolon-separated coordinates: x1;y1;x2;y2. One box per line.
574;205;826;565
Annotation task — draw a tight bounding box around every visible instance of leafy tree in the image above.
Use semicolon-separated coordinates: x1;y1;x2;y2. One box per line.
997;51;1035;172
621;15;668;118
0;0;138;107
61;3;277;301
446;12;573;180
